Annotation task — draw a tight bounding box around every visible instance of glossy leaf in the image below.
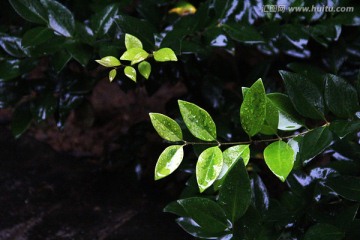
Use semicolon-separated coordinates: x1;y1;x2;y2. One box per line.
222;24;264;44
164;201;188;217
125;34;143;50
9;0;47;24
22;27;54;47
11;102;32;139
109;69;116;82
124;66;136;82
330;120;360;139
251;174;269;216
176;217;226;238
154;145;184;180
219;158;251;223
280;71;325;120
177;197;229;233
264;141;294;182
325;74;359;118
325;176;360;201
95;56;121;67
0;35;28;58
240;78;266;137
260;98;279;135
40;0;75;37
304;224;345;240
153;48;178;62
178;100;217;141
149;113;183;142
215;145;250;189
66;42;92;66
138;61;151;79
299;127;334;165
196;147;223;192
91;4;118;37
120;48;149;65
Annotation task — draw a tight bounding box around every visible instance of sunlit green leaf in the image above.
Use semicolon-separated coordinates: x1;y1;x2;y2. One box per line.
155;145;184;180
138;61;151;79
125;33;143;50
219;157;251;223
196;147;223;192
124;66;136;82
109;69;116;82
264;141;294;182
149;113;183;142
240;78;266;137
120;48;149;65
95;56;121;67
153;48;178;62
260;98;279;135
178;100;217;141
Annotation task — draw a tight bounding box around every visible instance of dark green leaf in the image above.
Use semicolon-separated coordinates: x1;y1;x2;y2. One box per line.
299;127;334;165
325;74;359;118
177;197;229;233
222;23;264;44
0;59;21;81
264;141;294;182
66;42;92;66
9;0;47;24
330;120;360;139
149;113;183;142
155;145;184;180
196;147;223;192
251;174;269;216
164;201;188;217
176;217;228;238
53;50;71;72
280;71;325;120
304;223;345;240
91;4;118;37
0;35;28;58
219;158;251;223
11;102;32;138
325;176;360;201
240;78;266;137
178;100;217;141
22;27;54;47
40;0;75;37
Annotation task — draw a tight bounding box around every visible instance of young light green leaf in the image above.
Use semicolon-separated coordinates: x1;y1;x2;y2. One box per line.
149;113;183;142
95;56;121;67
264;141;294;182
155;145;184;180
109;69;116;82
120;48;149;65
153;48;178;62
196;147;223;193
240;78;267;137
124;66;136;82
138;61;151;79
325;74;359;118
178;100;217;141
215;145;250;189
219;157;251;223
125;33;143;50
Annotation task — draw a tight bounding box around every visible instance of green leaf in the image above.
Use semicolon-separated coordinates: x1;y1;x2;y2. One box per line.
251;174;269;216
11;102;32;139
280;71;325;120
154;145;184;180
222;23;264;44
0;35;28;58
95;56;121;67
125;33;143;50
299;127;334;165
40;0;75;37
0;59;21;81
109;69;116;82
9;0;47;24
22;27;54;47
178;100;217;141
325;74;359;118
53;50;72;73
176;217;226;239
91;4;119;37
196;147;223;192
120;48;149;65
124;66;136;82
264;141;294;182
260;98;279;135
153;48;178;62
219;158;251;223
215;145;250;189
330;120;360;139
66;42;92;66
149;113;183;142
164;201;188;217
304;223;345;240
177;197;229;233
240;78;266;137
267;93;304;131
325;176;360;201
138;61;151;79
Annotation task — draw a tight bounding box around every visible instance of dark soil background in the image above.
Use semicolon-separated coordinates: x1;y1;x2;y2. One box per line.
0;79;191;240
